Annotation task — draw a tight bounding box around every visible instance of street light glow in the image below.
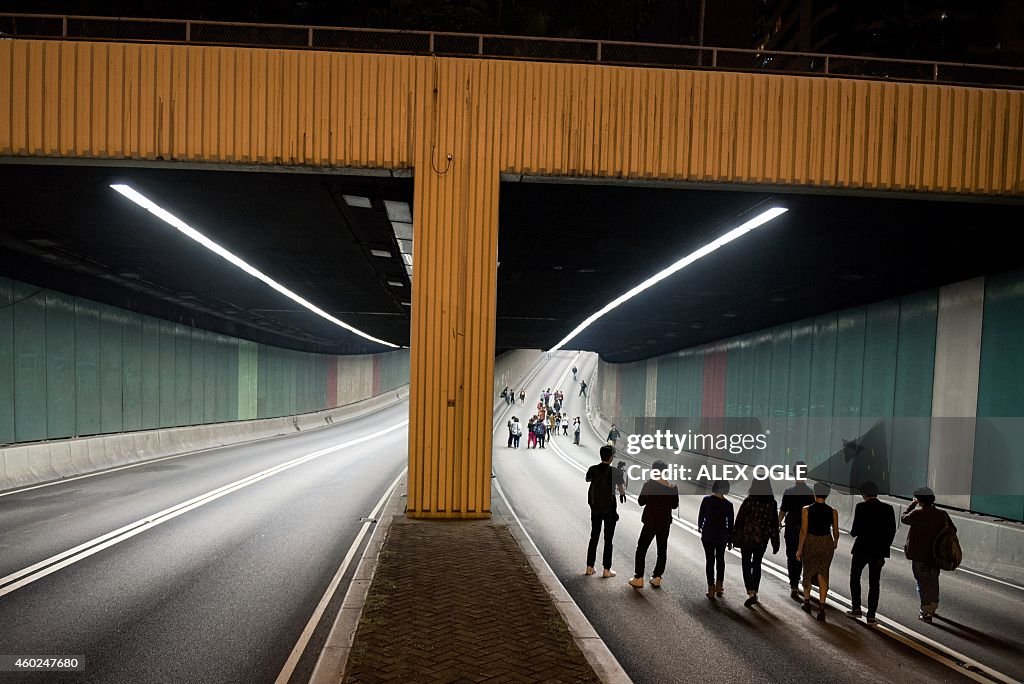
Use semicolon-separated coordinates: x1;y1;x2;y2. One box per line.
548;206;788;352
110;184;399;349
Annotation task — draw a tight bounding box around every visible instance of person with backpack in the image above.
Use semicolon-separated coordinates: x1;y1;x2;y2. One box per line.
628;460;679;589
585;445;626;577
510;417;522;449
732;477;780;607
535;419;547;449
526;417;537;449
846;480;896;624
902;486;958;623
572;366;578;381
698;480;734;598
797;481;840;622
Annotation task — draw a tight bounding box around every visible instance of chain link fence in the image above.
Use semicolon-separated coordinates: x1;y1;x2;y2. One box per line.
2;13;1022;90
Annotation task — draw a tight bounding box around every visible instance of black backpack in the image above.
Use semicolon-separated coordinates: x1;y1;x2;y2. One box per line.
588;465;615;513
932;513;963;571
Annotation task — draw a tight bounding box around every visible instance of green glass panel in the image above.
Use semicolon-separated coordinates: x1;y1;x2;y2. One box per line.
891;290;937;498
0;278;15;444
74;298;101;437
13;283;47;442
141;317;161;430
99;306;124;434
45;290;76;439
190;329;206;425
830;307;866;485
158;321;176;428
122;312;143;432
973;270;1024;521
807;314;837;469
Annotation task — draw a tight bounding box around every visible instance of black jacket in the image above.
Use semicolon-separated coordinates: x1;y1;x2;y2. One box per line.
850;498;897;558
637;480;679;528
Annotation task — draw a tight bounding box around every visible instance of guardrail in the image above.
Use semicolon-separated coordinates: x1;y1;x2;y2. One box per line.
2;13;1023;90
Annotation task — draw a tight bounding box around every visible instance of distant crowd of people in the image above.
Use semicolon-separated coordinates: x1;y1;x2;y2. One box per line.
584;450;961;625
504;384;583;450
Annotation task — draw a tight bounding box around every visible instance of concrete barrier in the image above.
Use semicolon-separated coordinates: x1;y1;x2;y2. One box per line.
0;386;408;494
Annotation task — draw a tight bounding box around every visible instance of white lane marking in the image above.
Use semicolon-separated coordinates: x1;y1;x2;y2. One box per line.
953;566;1024;592
0;400;408;499
0;421;410;599
274;467;407;684
542;436;1016;684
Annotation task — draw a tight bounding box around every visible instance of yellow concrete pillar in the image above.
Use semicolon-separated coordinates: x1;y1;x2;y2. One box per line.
406;58;499;518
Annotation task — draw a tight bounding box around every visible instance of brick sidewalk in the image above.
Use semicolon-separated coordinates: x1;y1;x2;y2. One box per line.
342;516;601;683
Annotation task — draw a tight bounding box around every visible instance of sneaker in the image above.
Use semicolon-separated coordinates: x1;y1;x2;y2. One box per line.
817;607;826;622
790;588;801;601
628;577;644;588
801;600;813;613
602;569;616;578
585;566;595;576
866;615;878;625
744;594;758;607
919;613;933;623
650;576;662;588
846;609;864;618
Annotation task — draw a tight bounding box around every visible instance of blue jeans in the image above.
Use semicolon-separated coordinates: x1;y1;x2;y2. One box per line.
912;560;940;614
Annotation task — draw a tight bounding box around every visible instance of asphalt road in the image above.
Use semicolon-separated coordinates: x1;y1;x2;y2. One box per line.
0;400;409;684
493;351;1024;684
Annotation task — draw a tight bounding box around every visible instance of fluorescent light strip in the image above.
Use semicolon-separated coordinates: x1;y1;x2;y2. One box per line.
110;184;399;349
548;207;788;352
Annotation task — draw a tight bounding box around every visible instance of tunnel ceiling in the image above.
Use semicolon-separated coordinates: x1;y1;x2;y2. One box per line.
1;163;1022;360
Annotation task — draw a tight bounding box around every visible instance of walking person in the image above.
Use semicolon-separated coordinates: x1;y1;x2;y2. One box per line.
573;417;582;445
797;481;841;621
779;462;815;600
579;380;587;397
902;486;955;623
586;445;626;578
629;460;679;589
510;417;522;449
506;417;515;448
607;424;621;446
732;477;780;607
526;417;537;449
519;389;526;405
572;365;578;381
698;480;734;598
846;480;896;624
562;414;569;436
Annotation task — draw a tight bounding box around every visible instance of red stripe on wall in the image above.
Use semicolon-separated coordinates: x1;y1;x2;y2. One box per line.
327;357;338;408
702;345;727;452
702;345;728;417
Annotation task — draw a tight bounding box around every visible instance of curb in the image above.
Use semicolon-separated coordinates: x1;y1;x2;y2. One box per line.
493;479;633;684
308;476;406;684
